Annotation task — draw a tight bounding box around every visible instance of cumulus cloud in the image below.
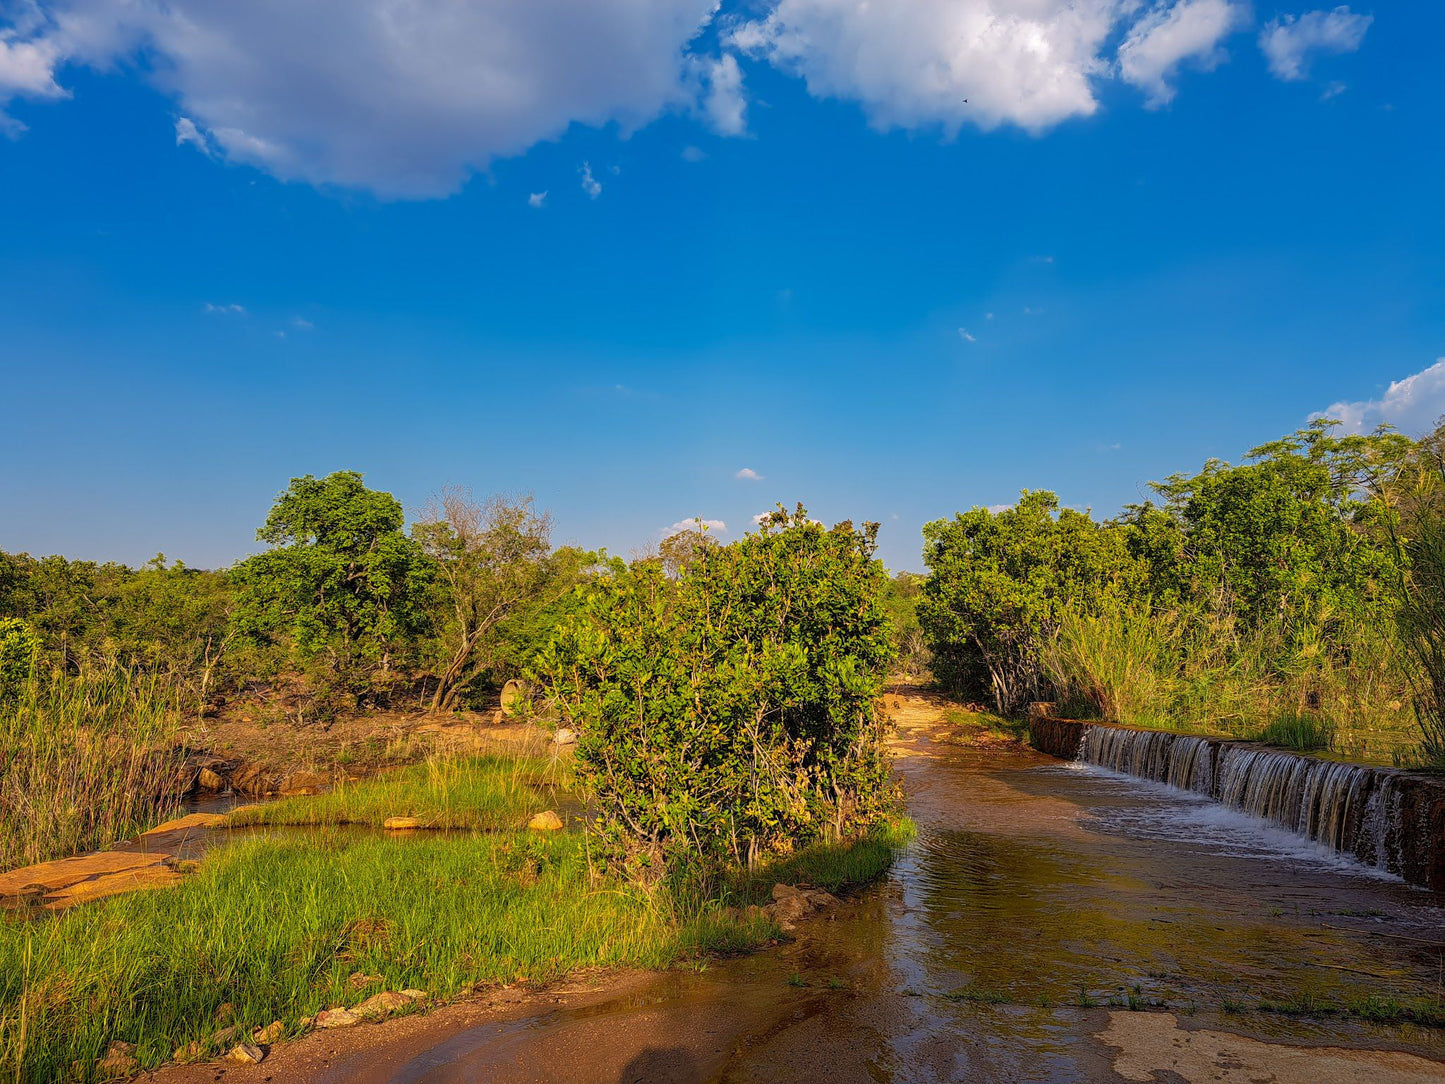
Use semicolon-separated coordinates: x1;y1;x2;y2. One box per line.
1117;0;1246;107
664;517;726;536
1260;6;1372;81
0;0;721;196
527;190;547;209
1317;359;1445;436
697;52;747;136
727;0;1125;134
735;467;763;480
579;161;601;199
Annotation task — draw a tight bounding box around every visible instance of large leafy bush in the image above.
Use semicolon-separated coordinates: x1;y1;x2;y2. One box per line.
535;506;897;876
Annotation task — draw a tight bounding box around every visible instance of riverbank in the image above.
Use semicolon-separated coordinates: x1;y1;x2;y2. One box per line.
140;690;1445;1083
0;745;911;1082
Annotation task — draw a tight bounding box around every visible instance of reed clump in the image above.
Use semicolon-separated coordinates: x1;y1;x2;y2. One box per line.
0;661;184;872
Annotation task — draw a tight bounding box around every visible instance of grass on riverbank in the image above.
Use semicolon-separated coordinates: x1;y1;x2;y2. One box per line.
1;666;183;873
1;755;910;1083
227;752;570;830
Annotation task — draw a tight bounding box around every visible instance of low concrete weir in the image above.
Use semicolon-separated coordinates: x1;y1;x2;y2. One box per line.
1029;717;1445;892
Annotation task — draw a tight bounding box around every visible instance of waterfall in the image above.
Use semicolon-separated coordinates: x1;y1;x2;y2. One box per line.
1076;724;1432;885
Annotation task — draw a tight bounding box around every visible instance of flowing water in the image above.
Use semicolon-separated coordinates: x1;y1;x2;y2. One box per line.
256;694;1445;1083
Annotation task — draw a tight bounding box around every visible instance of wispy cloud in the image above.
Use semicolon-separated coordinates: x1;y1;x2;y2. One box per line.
290;316;314;330
957;328;977;343
527;191;547;208
1117;0;1246;107
680;145;707;163
1260;6;1372;81
580;162;601;199
174;116;215;156
735;467;763;481
1317;359;1445;435
203;302;246;315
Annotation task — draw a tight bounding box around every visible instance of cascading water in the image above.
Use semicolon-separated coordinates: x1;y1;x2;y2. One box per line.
1072;724;1444;889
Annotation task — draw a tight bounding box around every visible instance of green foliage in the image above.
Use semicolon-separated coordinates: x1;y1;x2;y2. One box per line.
232;472;433;707
536;504;898;877
879;571;931;676
918;491;1141;714
1393;420;1445;766
0;664;183;871
1256;712;1335;752
0;618;38;703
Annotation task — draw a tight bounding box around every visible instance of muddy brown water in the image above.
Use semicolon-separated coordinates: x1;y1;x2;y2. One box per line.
225;710;1443;1084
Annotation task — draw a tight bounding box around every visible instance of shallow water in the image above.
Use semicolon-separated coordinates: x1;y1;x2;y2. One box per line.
313;712;1445;1083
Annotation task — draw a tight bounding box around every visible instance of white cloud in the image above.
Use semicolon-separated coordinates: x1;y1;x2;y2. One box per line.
1260;6;1372;82
680;144;707;162
751;511;771;526
1;0;722;196
527;190;547;209
203;302;246;315
957;328;977;343
664;517;726;536
1117;0;1246;107
290;316;313;330
579;161;601;199
697;51;747;136
727;0;1124;134
1317;359;1445;436
174;115;212;155
735;467;763;480
1320;80;1346;101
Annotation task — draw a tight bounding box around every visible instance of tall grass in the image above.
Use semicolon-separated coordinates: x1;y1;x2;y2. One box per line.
0;816;909;1082
1394;444;1445;768
1043;599;1418;762
0;666;184;872
227;752;571;830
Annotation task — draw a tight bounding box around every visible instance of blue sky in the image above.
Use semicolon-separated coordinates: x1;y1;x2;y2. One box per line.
1;1;1442;572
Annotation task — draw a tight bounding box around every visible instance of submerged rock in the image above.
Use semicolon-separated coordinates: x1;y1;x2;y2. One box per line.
528;810;564;831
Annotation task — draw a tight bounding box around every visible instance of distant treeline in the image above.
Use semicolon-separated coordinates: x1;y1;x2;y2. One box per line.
0;476;616;719
917;419;1445;766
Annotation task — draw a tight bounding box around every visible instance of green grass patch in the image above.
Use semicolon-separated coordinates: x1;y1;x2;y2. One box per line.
941;706;1029;742
723;818;917;906
1;802;911;1082
1255;712;1335;752
227;753;570;830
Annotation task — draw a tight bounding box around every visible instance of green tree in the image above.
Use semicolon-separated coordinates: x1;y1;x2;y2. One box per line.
536;504;896;876
232;472;432;702
919;491;1141;714
413;488;556;712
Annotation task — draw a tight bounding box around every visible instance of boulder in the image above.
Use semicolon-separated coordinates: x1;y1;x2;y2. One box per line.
383;816;421;831
553;728;578;746
96;1040;137;1079
528;810;564;831
316;1007;359;1029
280;770;328;796
253;1020;284;1045
227;1041;265;1065
196;767;226;791
771;883;804;902
354;990;415;1019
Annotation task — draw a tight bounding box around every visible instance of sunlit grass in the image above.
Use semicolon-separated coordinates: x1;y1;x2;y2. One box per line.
0;666;183;872
227;752;571;830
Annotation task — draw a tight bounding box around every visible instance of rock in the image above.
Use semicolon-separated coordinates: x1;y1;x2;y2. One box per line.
771;883;804;902
553;728;577;746
770;895;811;930
227;1041;265;1065
281;770;328;796
528;810;564;831
348;971;381;990
252;1020;284;1045
500;678;529;717
805;889;840;909
490;709;507;726
298;1016;315;1031
383;816;421;830
316;1007;359;1029
173;1040;203;1063
96;1040;137;1078
398;989;428;1001
354;990;413;1019
196;767;226;791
